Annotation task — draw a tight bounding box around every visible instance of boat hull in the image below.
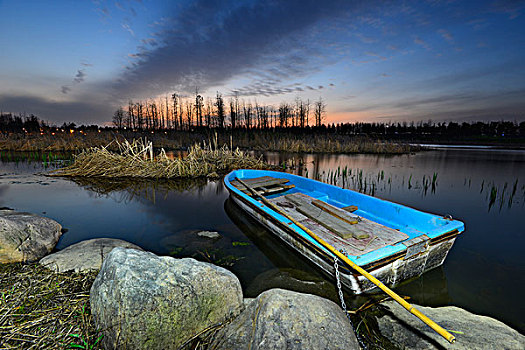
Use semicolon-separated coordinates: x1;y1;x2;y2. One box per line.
225;169;463;294
231;193;457;294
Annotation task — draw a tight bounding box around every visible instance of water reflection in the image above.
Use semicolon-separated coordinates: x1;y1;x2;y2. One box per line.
68;177;212;204
224;198;338;299
1;148;524;332
264;151;525;212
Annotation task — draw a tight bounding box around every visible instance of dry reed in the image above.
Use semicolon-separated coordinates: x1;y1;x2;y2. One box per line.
49;139;270;178
0;263;101;350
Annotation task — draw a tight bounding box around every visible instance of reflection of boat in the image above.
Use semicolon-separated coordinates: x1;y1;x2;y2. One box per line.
224;169;465;294
225;198;338;299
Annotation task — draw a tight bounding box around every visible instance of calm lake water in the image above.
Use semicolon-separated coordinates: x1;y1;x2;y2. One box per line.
1;148;524;333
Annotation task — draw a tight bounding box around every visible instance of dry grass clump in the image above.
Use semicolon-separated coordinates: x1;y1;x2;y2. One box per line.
0;263;101;350
49;138;270;178
251;134;416;154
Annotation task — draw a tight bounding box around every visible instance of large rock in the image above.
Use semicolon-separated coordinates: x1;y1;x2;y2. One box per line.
377;300;525;350
0;209;62;263
90;247;244;350
210;288;360;350
39;238;142;272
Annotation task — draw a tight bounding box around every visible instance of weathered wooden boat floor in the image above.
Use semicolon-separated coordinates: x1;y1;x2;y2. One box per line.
230;176;295;196
269;192;409;256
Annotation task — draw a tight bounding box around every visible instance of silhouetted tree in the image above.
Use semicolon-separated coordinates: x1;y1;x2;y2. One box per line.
171;93;179;130
314;97;326;127
215;92;225;129
195;88;204;128
112;107;125;129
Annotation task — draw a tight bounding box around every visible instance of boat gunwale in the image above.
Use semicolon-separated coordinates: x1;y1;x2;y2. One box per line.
224;169;463;260
227;182;461;273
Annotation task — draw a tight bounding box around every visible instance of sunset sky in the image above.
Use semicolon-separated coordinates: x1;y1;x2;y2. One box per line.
1;0;524;126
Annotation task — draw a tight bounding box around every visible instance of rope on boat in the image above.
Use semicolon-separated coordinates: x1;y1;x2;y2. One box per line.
235;177;456;344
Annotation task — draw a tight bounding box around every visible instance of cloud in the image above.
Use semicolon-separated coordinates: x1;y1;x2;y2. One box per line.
0;94;115;125
122;23;135;36
61;86;71;94
414;37;431;50
354;33;377;43
230;82;321;98
112;0;367;99
489;1;525;19
393;93;477;109
73;70;86;83
365;51;387;60
437;29;453;42
338;88;525;122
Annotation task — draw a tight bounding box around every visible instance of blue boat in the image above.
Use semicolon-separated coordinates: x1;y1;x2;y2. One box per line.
224;169;465;294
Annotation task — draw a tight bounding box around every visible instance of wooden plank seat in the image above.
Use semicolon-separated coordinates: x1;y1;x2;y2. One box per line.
285;193;368;240
269;193;409;256
231;176;295;196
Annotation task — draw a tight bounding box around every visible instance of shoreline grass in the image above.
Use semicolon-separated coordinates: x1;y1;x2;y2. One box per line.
49;138;271;178
0;263;101;350
0;130;420;154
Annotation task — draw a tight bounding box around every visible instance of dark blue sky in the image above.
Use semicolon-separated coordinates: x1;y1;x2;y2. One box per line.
0;0;524;125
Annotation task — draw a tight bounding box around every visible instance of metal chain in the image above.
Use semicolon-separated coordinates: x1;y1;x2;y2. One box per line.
334;251;368;350
334;254;348;316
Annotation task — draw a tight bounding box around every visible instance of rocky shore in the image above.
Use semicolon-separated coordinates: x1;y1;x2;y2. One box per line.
1;208;524;349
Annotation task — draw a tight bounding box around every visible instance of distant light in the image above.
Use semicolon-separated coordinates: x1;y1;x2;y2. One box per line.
69;129;74;134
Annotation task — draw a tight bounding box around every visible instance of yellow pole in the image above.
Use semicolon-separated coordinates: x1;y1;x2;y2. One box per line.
236;177;455;344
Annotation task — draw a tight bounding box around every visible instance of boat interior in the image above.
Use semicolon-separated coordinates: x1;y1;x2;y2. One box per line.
230;176;410;256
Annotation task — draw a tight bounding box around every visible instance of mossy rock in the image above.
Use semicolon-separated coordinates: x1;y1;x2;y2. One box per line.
90;248;243;349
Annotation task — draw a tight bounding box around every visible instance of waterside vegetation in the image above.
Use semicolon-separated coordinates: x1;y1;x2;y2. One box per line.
49;138;269;179
0;263;101;350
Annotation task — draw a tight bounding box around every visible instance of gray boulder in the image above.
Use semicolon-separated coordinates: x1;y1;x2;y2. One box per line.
210;288;360;350
90;247;244;350
377;300;525;350
39;238;142;272
0;209;62;263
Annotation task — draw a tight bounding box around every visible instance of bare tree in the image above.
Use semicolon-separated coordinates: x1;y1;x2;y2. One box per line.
229;98;236;129
186;100;193;129
195;88;204;127
171;93;179;130
127;100;135;129
178;98;185;130
136;101;144;130
215;92;225;128
243;101;252;129
164;96;170;129
314;97;326;127
205;98;213;127
279;103;291;127
112;107;125;129
305;99;311;127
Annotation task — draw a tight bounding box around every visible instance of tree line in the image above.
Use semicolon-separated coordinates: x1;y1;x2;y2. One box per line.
0;113;43;133
332;120;525;138
2;106;524;141
112;91;327;130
